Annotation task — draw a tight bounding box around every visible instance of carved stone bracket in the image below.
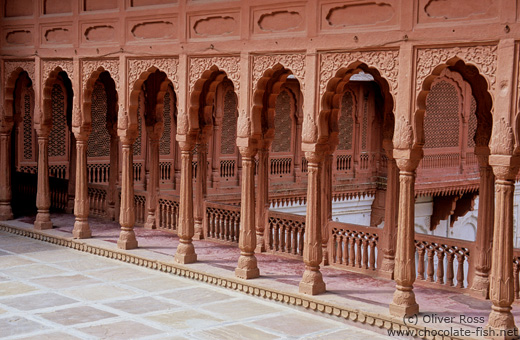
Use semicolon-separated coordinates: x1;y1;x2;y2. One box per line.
393;116;414;150
42;59;74;83
252;53;306;92
127;57;179;96
4;60;35;87
415;45;497;93
490;117;514;156
81;59;120;94
188;56;241;96
319;50;399;98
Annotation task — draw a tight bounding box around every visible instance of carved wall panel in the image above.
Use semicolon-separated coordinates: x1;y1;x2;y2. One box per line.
81;59;120;95
415;45;497;94
4;29;33;46
189;12;240;40
127;17;178;42
42;59;74;84
84;0;118;11
4;0;33;17
252;54;306;92
127;57;179;96
319;50;399;98
82;23;118;44
44;0;71;14
42;26;72;45
252;6;306;36
417;0;498;25
320;1;398;32
4;60;35;88
188;56;240;95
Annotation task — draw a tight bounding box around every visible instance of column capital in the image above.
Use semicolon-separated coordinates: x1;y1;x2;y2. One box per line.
73;130;91;141
304;151;324;165
179;140;195;152
120;135;136;146
394;148;423;172
239;146;258;158
489;154;520;181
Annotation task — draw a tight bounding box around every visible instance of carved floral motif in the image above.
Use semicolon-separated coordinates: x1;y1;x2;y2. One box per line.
127;58;179;95
188;56;240;95
319;50;399;98
393;116;413;150
252;54;306;92
81;59;120;93
416;45;497;93
490;117;514;156
42;59;74;83
4;60;35;87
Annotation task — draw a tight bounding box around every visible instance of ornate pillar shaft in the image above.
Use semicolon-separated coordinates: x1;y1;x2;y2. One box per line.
0;132;13;220
470;158;495;298
486;157;518;337
320;153;332;265
174;142;197;264
34;135;52;230
236;146;259;279
299;151;326;295
117;138;138;249
380;158;399;279
107;133;119;221
194;142;207;239
72;136;91;238
389;159;419;317
144;137;160;229
255;147;269;252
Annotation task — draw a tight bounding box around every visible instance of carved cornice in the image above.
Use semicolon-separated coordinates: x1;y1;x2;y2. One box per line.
4;60;35;87
252;53;306;92
42;59;74;83
127;57;179;95
319;50;399;98
188;56;241;95
415;45;497;93
81;59;120;94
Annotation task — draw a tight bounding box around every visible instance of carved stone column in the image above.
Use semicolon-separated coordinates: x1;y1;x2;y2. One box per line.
144;136;160;229
470;151;495;298
380;157;399;279
486;155;519;338
174;141;197;264
34;133;53;230
194;142;208;240
321;152;332;265
299;151;326;295
389;157;420;317
72;134;91;238
0;131;13;220
236;146;259;279
117;136;138;249
107;133;119;221
255;146;269;252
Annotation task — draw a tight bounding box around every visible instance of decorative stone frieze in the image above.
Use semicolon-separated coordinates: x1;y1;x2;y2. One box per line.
81;59;120;93
127;57;179;95
4;60;35;86
42;59;74;83
188;56;241;95
252;54;306;91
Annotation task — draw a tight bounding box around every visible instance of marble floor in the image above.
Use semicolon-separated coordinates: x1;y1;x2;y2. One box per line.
0;230;393;340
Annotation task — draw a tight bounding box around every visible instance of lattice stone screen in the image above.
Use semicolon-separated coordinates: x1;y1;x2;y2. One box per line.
88;82;110;158
49;84;67;157
467;97;477;148
220;90;237;155
338;91;354;150
272;90;292;153
134;92;143;156
424;80;460;149
160;90;172;156
22;93;33;160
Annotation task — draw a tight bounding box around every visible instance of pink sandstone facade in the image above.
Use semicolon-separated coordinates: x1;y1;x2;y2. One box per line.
0;0;518;338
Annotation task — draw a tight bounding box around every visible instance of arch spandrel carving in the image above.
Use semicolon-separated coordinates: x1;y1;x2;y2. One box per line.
416;45;497;94
319;50;399;99
188;56;241;95
81;59;120;93
4;60;35;88
127;58;179;95
42;60;74;84
252;54;306;93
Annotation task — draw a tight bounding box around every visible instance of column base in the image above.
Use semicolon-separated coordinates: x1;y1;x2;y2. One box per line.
235;254;260;279
107;204;117;221
65;198;75;214
485;307;518;339
193;221;204;240
193;232;204;240
34;212;52;230
174;241;197;264
322;245;329;266
143;214;156;229
389;286;419;317
72;220;91;239
0;205;13;221
255;234;266;253
299;268;326;295
379;257;395;280
117;230;138;250
469;273;490;299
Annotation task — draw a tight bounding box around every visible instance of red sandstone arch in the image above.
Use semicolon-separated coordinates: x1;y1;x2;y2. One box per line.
319;62;394;151
83;67;118;132
189;65;236;142
4;67;33;128
42;67;73;129
252;63;303;144
415;57;492;149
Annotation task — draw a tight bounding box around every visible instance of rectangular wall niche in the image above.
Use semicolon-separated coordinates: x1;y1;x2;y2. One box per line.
131;0;176;7
44;0;71;14
5;0;33;17
84;0;118;11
